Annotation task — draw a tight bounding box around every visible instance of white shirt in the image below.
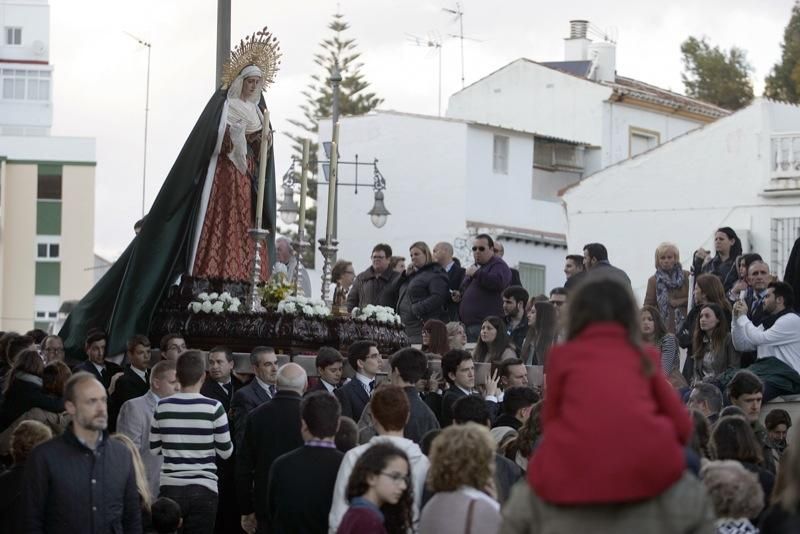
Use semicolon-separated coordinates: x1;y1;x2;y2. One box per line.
131;366;147;382
354;372;375;396
732;312;800;373
320;379;336;394
255;376;275;397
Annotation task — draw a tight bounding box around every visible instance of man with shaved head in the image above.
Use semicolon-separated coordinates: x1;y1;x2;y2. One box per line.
237;363;307;533
433;241;466;321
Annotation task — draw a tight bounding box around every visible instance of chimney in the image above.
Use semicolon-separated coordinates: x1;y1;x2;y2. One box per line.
588;41;616;82
564;19;591;61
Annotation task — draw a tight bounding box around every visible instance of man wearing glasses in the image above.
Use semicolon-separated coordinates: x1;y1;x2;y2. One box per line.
458;234;512;342
41;335;65;364
346;243;399;311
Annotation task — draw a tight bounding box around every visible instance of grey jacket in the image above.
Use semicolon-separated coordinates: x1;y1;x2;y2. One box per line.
117;390;162;499
499;474;715;534
357;386;440;444
347;267;399;311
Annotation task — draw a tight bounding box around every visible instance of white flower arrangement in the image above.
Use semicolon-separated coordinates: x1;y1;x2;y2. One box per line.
351;305;402;326
187;291;242;314
276;295;331;318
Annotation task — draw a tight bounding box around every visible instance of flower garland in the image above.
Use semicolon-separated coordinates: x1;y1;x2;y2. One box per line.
277;296;331;318
351;305;402;326
187;292;241;314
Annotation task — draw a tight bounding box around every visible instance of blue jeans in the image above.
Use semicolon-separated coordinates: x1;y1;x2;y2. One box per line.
160;484;218;534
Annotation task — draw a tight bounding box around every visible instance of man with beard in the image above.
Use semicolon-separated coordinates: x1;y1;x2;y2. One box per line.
21;373;141;533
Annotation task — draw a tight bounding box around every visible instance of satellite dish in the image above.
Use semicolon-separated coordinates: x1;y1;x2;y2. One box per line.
32;40;46;56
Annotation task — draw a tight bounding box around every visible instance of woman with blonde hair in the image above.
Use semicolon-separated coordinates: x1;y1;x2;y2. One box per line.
446;322;467;351
701;460;763;534
387;241;449;343
644;242;689;334
111;433;153;525
419;423;500;534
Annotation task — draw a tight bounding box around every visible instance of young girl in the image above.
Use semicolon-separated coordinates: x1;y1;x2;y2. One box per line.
472;316;516;363
520;301;557;366
640;305;684;388
337;443;413;534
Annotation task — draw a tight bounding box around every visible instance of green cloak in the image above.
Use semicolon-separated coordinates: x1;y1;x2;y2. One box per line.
60;89;277;360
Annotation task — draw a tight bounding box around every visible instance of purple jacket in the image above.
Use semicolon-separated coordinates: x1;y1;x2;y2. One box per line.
459;255;512;327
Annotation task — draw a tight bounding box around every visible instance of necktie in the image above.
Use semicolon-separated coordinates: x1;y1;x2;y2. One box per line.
100;368;108;384
144;369;151;384
369;380;376;393
222;382;232;397
269;384;276;397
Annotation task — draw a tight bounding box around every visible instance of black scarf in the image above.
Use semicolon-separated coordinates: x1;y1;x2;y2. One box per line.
760;308;793;330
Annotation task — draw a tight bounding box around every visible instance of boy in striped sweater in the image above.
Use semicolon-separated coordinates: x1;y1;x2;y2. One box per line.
151;350;232;534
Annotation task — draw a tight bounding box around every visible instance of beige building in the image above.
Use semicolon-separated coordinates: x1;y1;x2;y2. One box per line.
1;0;96;332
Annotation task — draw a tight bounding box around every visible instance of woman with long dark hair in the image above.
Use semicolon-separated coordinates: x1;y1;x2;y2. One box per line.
472;316;516;363
337;443;413;534
421;319;449;358
693;227;743;293
0;350;63;432
504;278;705;532
640;305;683;388
691;303;740;387
520;301;557;366
644;242;689;334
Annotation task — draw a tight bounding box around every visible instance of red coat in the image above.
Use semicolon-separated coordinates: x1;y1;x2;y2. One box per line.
529;323;691;504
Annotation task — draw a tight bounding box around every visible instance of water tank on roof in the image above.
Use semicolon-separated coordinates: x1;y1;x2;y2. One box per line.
589;41;616;83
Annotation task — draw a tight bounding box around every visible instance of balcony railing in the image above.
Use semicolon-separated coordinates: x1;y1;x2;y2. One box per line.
767;134;800;195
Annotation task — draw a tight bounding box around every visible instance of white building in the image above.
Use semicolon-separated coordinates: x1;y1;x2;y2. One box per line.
311;20;728;298
563;98;800;300
0;0;96;332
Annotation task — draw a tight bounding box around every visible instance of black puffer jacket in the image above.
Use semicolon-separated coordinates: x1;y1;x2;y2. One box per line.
391;263;449;343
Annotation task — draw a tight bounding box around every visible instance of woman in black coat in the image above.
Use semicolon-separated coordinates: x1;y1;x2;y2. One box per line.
0;350;64;432
391;242;449;343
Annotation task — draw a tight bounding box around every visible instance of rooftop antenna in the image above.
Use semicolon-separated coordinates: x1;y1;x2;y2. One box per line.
442;3;482;88
407;33;443;116
124;31;152;217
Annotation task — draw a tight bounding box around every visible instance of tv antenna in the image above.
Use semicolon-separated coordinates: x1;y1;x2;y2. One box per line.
442;2;482;88
124;31;152;217
407;33;443;116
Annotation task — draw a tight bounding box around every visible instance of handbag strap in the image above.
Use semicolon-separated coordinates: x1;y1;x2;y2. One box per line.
464;498;476;534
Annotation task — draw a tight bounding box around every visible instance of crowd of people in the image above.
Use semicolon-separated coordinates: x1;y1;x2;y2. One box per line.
0;230;799;533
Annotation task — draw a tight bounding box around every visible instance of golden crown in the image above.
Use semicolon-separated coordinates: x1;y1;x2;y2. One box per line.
221;27;282;90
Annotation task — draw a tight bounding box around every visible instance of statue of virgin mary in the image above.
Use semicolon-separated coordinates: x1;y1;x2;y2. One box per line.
60;29;281;359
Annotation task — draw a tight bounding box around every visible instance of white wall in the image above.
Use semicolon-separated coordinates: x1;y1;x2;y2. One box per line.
603;102;705;166
0;0;50;62
563;99;800;301
315;113;469;284
446;59;611;146
499;239;569;295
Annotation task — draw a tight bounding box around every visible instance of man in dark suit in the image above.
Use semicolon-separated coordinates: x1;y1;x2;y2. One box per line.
230;347;277;448
433;241;466;322
440;349;499;427
307;347;344;394
746;260;772;326
237;363;307;534
73;328;123;391
200;346;244;412
108;335;152;432
335;340;381;421
266;391;344;534
200;346;245;534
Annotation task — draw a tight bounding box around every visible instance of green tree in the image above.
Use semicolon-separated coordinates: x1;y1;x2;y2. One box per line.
680;36;754;111
285;12;383;265
765;2;800;103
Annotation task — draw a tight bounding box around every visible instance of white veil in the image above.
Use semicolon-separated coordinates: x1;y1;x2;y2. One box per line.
226;65;264;173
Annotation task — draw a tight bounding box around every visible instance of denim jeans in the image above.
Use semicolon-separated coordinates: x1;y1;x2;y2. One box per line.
160;484;218;534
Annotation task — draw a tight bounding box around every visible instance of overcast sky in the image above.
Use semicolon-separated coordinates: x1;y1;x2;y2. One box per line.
48;0;796;259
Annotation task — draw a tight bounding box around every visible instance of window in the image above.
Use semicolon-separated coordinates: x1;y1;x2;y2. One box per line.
35;262;60;295
771;217;800;276
5;27;21;46
493;135;509;174
36;239;60;260
629;127;660;157
37;170;63;199
1;68;50;101
518;262;546;297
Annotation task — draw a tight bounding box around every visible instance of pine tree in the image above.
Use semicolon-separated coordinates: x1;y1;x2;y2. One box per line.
680;36;754;111
765;2;800;103
285;12;383;265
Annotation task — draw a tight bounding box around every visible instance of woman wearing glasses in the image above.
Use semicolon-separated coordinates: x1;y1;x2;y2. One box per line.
337;443;413;534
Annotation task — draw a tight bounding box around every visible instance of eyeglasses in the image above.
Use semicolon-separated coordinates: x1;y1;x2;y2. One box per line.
472;246;487;252
371;255;386;260
380;471;410;485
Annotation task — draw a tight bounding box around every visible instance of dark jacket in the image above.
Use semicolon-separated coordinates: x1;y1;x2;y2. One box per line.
108;365;149;432
391;263;449;343
73;360;124;390
495;453;524;504
21;427;141;534
266;445;344;534
694;254;739;293
506;315;528;355
358;386;440;444
493;413;522;431
230;378;272;448
200;374;244;413
0;377;64;431
0;463;25;533
444;259;466;321
236;390;304;522
440;387;499;428
346;267;399;311
335;378;371;421
459;256;512;327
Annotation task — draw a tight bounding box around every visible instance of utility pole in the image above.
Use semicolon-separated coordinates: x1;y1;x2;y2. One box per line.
216;0;231;88
124;32;151;216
